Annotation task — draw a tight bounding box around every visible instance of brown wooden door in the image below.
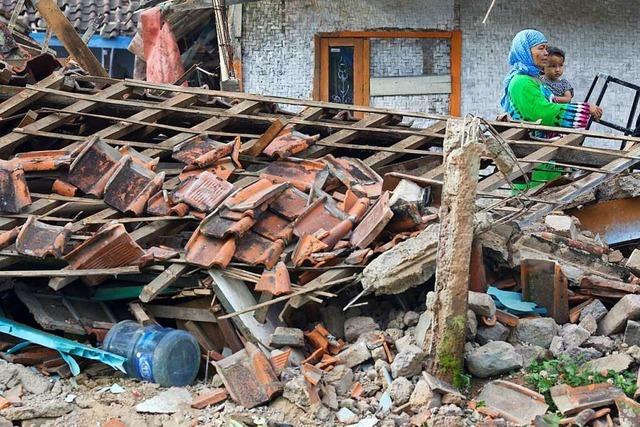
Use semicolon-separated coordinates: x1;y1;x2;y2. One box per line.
318;38;369;106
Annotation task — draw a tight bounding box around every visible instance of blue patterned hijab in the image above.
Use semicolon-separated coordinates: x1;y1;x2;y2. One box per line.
500;29;548;111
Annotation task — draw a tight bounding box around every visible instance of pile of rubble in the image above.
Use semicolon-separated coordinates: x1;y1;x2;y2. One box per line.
6;12;640;427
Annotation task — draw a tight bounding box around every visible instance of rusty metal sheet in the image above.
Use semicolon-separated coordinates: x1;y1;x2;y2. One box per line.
68;137;123;197
185;227;236;268
104;156;165;215
260;159;326;191
293;197;346;239
252;211;294;243
64;223;149;286
233;231;285;269
14;150;71;172
255;261;291;296
350;191;394;249
200;213;255;239
224;179;288;212
172;171;234;212
269;186;309;220
323;155;383;198
0;159;31;213
16;216;70;259
570;198;640;245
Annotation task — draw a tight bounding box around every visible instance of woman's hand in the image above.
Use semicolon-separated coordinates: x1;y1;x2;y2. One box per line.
589;104;603;121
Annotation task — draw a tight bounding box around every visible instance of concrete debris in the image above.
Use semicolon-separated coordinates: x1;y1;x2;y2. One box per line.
510;317;559;349
337;339;372;368
476;322;511;345
388;377;413;405
624;319;640;346
544;214;578;239
578;314;598;335
580;299;608;323
466;341;523;378
390;345;425;378
597;294;640;335
468;291;496;318
583;353;633;373
135;387;192;413
344;316;380;343
270;327;305;348
561;324;591;349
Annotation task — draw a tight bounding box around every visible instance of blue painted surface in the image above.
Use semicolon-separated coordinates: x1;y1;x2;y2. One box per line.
488;286;547;316
30;32;132;50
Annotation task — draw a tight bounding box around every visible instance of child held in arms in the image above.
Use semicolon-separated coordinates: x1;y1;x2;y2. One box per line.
542;46;574;103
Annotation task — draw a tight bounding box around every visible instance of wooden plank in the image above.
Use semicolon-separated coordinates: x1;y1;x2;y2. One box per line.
370;75;451;96
0;73;64;118
365;121;447;169
128;302;156;326
32;0;108;77
0;82;129;156
184;320;217;352
0;266;139;277
139;263;191;303
145;305;218;323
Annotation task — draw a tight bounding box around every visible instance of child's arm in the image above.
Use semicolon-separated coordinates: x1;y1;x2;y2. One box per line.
553;90;573;103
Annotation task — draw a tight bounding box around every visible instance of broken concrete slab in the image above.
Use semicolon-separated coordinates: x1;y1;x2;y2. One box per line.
361;224;439;295
477;380;548;426
580;299;608;323
388;377;413;406
270;327;305;348
583;354;633;373
324;365;354;396
597;294;640;336
337;340;372;369
561;324;591;349
626;249;640;272
513;344;546;369
544;215;578;239
408;378;437;411
624;320;640;347
579;314;598;335
390;344;425;378
583;336;615;354
466;341;523;378
0;401;73;421
509;317;559;349
468;291;496;318
135;387;192;413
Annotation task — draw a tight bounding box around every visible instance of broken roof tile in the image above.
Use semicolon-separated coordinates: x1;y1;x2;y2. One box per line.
16;216;70;259
293;196;346;239
185;228;235;268
104;156;165;215
269;186;309;220
255;262;292;296
292;234;329;267
172;171;234;212
269;349;291;376
178;158;237;182
118;146;159;171
186;137;241;170
263;128;319;159
350;191;394;249
51;179;77;197
0;159;31;213
67;137;122;197
233;231;284;269
220;202;269;221
302;363;323;386
323;155;383;199
252;211;294;243
172;135;220;165
64;223;149;286
0;227;19;250
146;245;179;262
260;159;326;191
200;212;255;239
224;179;288;212
14;150;71;172
146;190;189;217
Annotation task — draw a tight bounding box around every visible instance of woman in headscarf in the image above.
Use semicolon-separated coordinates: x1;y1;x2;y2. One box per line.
501;29;602;129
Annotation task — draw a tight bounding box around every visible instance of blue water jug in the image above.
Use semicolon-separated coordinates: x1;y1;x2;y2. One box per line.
103;320;200;387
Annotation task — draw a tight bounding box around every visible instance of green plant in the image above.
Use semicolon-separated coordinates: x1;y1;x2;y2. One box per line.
525;356;638;410
454;371;472;392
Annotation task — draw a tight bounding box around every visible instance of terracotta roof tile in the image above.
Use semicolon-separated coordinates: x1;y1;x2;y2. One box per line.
146;190;189;216
172;136;219;165
16;216;70;259
252;211;293;243
172;171;233;212
350;191;394;249
64;223;148;285
104;156;164;215
146;245;179;262
224;179;288;212
269;186;309;221
219;201;269;221
292;233;328;267
0;227;19;250
184;137;241;171
51;179;78;197
293;197;346;239
269;349;291;376
118;146;158;171
0;159;31;213
263;128;319;159
67;137;122;197
200;212;255;239
260;159;326;192
184;227;235;268
254;261;291;296
177;158;236;182
13;150;70;172
323;155;383;199
233;231;284;269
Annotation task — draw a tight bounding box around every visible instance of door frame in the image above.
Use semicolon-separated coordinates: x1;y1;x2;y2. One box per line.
318;37;370;107
313;30;462;116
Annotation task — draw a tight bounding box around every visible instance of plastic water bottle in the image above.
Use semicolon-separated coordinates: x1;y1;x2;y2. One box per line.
103;320;200;387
